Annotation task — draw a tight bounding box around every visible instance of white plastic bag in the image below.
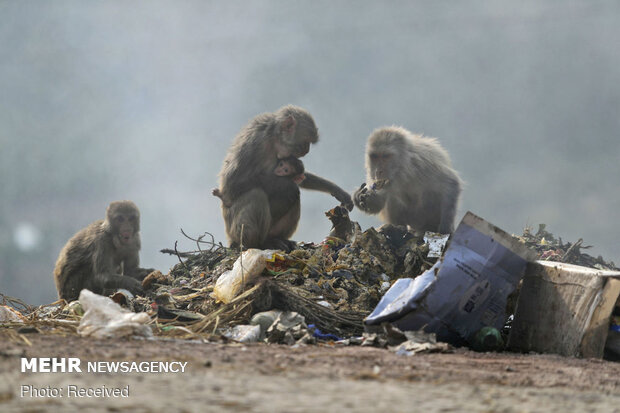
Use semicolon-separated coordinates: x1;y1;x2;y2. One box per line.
77;289;152;339
0;305;25;323
212;249;275;303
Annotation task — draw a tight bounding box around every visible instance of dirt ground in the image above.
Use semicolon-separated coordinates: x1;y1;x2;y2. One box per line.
1;331;619;412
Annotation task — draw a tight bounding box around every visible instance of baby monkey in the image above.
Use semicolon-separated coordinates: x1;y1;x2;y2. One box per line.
213;157;305;205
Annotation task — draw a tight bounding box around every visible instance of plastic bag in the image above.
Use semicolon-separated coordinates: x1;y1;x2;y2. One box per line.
77;289;152;339
212;249;276;303
0;305;25;323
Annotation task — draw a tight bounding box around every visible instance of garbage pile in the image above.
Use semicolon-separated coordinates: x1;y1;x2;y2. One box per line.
142;219;436;340
517;224;618;270
1;211;618;355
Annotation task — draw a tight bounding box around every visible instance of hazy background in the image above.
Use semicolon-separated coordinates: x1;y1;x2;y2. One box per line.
1;1;619;305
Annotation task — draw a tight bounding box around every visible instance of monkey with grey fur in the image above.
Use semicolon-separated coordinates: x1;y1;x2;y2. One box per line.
354;127;462;235
53;200;154;302
218;105;353;251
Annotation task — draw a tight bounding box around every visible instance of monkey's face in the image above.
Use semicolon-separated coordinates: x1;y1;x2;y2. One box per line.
274;160;294;177
368;151;394;181
106;201;140;245
112;213;138;244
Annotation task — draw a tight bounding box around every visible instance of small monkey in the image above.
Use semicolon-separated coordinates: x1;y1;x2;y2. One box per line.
53;200;154;302
272;157;306;184
212;156;306;205
354;126;462;235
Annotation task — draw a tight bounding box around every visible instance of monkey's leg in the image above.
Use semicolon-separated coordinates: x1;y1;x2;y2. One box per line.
299;172;353;210
225;188;271;249
87;273;144;296
122;254;155;281
264;200;300;251
437;176;462;234
55;271;85;302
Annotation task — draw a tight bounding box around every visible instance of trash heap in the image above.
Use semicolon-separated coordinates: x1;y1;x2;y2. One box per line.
140;220;436;340
516;224;618;270
1;211;618;355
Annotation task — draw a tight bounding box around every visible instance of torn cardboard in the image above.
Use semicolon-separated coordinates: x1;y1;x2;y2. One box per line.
508;261;620;358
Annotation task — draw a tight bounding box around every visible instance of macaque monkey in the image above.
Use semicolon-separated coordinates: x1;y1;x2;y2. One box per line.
53;201;154;302
272;157;306;184
212;156;306;205
354;127;462;235
217;105;353;250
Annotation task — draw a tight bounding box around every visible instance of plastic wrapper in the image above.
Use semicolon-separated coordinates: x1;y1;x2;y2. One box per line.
212;249;276;303
0;305;25;323
77;289;152;339
223;324;262;343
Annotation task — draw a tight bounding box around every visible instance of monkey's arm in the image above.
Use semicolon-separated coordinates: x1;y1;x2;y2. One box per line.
123;253;155;281
437;175;462;234
91;242;144;295
353;183;387;214
299;172;354;211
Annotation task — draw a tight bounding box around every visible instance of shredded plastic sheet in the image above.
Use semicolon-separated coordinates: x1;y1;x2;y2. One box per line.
77;289;152;339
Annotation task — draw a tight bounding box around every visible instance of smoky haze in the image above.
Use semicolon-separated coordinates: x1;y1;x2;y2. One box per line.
1;1;619;305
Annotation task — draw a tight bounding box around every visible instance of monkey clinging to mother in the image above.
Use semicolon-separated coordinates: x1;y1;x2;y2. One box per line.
217;105;353;251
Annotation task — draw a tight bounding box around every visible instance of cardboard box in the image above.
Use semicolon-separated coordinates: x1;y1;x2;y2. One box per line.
508;261;620;358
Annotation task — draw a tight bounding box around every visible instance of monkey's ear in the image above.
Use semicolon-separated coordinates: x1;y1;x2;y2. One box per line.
281;115;297;135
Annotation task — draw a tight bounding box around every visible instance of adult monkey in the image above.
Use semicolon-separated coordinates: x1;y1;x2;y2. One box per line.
354;126;462;235
218;105;353;250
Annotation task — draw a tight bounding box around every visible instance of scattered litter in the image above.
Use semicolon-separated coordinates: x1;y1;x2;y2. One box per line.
0;305;25;323
110;289;134;308
423;232;450;258
77;289;152;339
250;310;282;335
325;205;362;243
142;270;171;289
223;324;262;343
266;311;314;345
212;249;275;303
308;324;341;342
392;330;452;356
470;326;504;352
63;301;84;317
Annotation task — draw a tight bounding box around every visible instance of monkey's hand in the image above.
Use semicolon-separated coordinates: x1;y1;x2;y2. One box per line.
127;267;156;281
354;183;385;214
101;274;145;297
354;183;369;209
264;238;298;252
332;188;354;211
122;277;145;297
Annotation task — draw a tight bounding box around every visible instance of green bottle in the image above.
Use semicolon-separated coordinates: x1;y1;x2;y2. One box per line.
471;327;504;352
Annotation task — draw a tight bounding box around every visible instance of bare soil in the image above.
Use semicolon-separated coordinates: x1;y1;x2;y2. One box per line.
1;331;619;412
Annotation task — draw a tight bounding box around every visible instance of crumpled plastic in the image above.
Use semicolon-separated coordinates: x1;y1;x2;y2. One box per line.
0;305;25;323
266;311;314;345
223;324;262;343
212;249;276;303
77;289;152;339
